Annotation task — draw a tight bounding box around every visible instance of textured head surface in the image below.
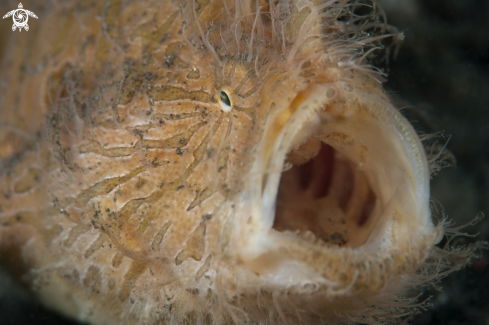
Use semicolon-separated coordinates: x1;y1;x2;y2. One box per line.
0;1;485;325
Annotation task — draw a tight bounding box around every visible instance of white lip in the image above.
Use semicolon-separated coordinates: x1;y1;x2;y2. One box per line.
235;82;436;284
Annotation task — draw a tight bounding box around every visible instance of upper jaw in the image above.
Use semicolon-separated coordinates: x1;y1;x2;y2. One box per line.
234;81;439;285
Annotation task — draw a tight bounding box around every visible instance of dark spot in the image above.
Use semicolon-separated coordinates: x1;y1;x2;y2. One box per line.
143;72;155;81
165;55;174;67
206;148;214;159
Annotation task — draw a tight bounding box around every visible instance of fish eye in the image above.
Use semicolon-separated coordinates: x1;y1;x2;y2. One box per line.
219;91;232;112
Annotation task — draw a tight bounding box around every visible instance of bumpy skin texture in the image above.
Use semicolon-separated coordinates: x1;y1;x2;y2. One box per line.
0;1;484;325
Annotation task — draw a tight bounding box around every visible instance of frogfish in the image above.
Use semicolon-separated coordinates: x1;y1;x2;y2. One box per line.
0;0;485;324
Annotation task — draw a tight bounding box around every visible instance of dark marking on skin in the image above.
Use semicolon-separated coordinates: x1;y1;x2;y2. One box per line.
75;166;146;207
112;253;124;268
13;168;41;193
184;113;223;181
187;185;215;211
64;224;92;248
83;265;102;293
152;221;172;251
138;11;179;53
195;255;212;281
118;261;148;301
165;43;190;69
2;208;63;245
140;121;206;149
84;234;107;258
153;112;202;121
175;223;206;265
118;63;143;106
79;141;137;157
148;86;213;103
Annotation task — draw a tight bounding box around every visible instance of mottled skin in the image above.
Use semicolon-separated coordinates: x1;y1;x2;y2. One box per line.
0;1;247;323
0;1;483;325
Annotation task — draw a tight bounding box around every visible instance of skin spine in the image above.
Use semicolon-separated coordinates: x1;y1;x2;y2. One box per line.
0;0;485;324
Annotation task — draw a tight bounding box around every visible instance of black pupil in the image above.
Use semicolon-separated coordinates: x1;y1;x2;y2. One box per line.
220;91;231;106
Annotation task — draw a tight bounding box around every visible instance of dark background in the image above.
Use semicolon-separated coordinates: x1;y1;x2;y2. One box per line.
379;0;489;324
1;0;489;324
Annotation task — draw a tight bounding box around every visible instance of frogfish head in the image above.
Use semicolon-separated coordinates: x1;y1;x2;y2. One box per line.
180;0;439;321
0;0;485;324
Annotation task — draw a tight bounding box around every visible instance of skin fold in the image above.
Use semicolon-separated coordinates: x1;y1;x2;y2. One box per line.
0;1;486;324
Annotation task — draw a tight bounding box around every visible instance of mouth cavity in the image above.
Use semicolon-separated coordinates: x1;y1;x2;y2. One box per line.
261;83;429;252
274;137;377;248
240;83;430;278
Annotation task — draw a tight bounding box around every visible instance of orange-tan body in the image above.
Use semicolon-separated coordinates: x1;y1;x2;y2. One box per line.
0;1;482;324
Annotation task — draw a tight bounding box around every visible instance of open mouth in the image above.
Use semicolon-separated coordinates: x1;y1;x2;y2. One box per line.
271;97;385;250
239;82;432;281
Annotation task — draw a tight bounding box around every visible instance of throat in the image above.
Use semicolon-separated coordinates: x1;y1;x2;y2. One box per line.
273;139;377;247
